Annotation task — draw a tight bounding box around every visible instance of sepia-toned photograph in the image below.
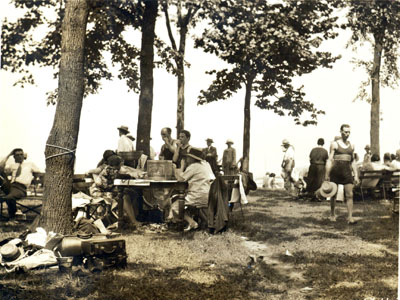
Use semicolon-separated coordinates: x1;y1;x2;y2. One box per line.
0;0;399;299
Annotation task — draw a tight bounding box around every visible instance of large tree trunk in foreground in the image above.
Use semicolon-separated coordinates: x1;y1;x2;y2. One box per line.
40;0;89;234
136;0;158;156
242;77;254;172
370;36;382;157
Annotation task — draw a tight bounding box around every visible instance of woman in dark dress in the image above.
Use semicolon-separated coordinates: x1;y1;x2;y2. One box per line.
307;138;329;196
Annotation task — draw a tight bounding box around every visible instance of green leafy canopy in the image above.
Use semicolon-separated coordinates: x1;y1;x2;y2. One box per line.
195;0;341;126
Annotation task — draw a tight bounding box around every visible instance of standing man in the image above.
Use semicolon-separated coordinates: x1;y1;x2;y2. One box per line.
117;125;134;152
159;127;177;161
307;138;329;198
173;130;191;170
0;148;40;221
325;124;359;224
203;138;218;175
281;139;295;194
222;139;237;175
363;145;372;163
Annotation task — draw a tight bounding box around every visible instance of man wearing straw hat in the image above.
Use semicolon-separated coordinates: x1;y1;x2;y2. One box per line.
172;147;215;231
325;124;359;224
117;125;134;152
222;139;237;175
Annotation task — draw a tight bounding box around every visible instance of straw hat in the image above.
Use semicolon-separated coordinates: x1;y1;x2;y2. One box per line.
184;147;204;161
117;125;129;133
226;139;234;145
281;139;290;146
319;181;338;198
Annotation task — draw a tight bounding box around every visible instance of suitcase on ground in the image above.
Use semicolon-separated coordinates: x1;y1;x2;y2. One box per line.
81;238;127;269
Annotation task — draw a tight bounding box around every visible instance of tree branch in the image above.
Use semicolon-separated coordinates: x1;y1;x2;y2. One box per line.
163;1;177;51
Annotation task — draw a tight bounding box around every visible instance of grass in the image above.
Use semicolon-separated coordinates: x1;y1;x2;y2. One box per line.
0;190;398;299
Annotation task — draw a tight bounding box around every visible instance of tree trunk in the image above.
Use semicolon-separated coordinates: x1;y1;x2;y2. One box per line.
40;0;89;234
242;76;254;172
371;35;382;157
176;25;187;137
136;0;158;156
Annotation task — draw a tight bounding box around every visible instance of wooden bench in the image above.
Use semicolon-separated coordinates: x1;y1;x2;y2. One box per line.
359;169;400;202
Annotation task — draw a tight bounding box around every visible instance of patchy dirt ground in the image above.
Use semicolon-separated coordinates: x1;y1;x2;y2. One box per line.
0;189;398;300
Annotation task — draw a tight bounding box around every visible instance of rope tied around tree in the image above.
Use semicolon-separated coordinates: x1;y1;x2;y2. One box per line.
45;144;76;160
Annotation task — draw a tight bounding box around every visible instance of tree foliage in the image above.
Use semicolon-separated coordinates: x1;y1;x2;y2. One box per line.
196;0;341;126
1;0;145;103
345;0;400;102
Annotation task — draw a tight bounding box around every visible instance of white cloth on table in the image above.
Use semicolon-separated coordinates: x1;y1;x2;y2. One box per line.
230;174;248;205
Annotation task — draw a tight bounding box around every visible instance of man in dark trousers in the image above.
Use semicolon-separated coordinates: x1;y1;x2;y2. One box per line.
0;148;40;221
203;138;218;175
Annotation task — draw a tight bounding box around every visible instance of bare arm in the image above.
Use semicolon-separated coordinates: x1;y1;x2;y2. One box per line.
325;142;337;181
172;140;181;163
351;144;360;185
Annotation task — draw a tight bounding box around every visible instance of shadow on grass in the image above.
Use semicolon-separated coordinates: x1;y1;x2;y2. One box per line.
0;261;271;300
282;251;398;300
231;190;398;249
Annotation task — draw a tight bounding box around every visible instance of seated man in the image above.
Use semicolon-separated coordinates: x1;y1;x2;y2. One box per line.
171;147;215;231
0;148;40;220
361;154;394;189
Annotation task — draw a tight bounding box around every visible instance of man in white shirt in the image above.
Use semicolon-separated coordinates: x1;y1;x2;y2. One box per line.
117;125;134;152
0;148;40;220
171;147;215;231
281;139;295;194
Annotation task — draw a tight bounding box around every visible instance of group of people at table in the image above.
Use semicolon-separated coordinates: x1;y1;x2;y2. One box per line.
280;123;400;224
0;125;241;232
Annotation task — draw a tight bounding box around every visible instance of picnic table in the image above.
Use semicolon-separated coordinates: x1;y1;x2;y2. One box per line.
114;179;188;228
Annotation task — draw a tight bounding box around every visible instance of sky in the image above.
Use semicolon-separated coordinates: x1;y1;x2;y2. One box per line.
1;2;400;180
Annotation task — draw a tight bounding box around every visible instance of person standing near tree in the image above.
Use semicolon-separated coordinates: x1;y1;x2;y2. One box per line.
306;138;329;198
281;139;295;194
325;124;359;224
222;139;237;175
0;148;40;221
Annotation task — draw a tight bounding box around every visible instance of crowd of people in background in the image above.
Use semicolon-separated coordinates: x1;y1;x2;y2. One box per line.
2;122;399;228
275;123;400;224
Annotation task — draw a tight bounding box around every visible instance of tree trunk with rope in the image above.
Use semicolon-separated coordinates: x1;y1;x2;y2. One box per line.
40;0;89;234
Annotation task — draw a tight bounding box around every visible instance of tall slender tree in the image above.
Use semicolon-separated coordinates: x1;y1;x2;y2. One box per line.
161;0;201;136
345;0;400;157
196;0;340;171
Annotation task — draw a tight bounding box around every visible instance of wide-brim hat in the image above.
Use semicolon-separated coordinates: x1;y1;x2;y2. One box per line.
319;181;338;198
184;147;204;161
206;138;214;143
281;139;290;146
226;139;234;145
126;134;135;141
117;125;129;133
